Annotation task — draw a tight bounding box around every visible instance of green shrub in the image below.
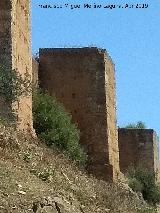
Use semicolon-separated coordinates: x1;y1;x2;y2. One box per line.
0;65;31;103
127;167;160;205
0;116;9;126
123;121;146;129
0;64;32;122
128;177;143;192
33;90;87;166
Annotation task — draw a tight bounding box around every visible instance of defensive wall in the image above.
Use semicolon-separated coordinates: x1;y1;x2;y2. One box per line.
38;47;120;181
0;1;159;182
0;0;33;130
32;58;39;88
118;128;160;181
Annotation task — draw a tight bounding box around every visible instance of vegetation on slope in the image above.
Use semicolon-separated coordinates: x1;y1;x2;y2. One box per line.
32;90;87;166
127;167;160;205
0;66;158;212
0;124;156;213
0;65;32;122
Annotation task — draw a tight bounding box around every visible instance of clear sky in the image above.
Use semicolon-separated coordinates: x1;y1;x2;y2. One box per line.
32;0;160;136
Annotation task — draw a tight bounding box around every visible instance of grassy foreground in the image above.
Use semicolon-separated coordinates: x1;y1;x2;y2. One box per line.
0;125;156;213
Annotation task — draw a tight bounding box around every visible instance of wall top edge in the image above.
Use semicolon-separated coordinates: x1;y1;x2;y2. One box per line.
39;47;107;54
118;128;155;133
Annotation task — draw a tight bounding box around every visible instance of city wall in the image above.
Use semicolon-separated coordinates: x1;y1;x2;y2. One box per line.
118;128;160;181
0;0;33;131
32;58;39;88
0;1;159;182
38;47;120;181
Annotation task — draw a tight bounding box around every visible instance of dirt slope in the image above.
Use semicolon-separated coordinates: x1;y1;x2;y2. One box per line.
0;125;156;213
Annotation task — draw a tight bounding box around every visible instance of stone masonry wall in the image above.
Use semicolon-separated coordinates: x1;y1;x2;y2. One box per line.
39;47;120;181
0;1;12;117
0;0;33;130
0;1;12;66
118;128;159;181
104;54;120;177
32;58;39;88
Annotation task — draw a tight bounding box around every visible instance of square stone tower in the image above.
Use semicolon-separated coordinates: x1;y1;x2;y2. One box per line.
118;128;160;181
0;0;33;130
39;47;120;181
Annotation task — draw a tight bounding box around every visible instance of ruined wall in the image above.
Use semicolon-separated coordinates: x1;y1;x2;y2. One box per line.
39;47;120;181
118;128;159;180
0;0;33;130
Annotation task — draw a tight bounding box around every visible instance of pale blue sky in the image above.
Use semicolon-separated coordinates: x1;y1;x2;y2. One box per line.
32;0;160;136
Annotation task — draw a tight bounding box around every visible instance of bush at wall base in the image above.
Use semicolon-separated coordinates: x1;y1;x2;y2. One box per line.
33;90;87;167
0;64;32;122
127;167;160;205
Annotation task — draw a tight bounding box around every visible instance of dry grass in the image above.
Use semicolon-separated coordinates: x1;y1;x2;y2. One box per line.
0;125;156;213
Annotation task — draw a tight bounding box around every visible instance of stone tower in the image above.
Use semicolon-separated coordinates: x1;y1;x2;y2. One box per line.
118;128;160;181
0;0;33;130
39;47;120;181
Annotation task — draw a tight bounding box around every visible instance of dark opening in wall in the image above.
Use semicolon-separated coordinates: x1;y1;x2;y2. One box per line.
72;93;76;98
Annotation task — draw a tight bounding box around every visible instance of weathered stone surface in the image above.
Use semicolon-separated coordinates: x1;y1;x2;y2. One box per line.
38;47;120;181
118;128;160;182
0;0;33;131
32;58;39;88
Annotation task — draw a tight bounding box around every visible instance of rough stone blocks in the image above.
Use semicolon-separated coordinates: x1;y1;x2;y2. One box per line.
118;128;159;181
39;47;120;181
32;58;39;88
0;0;33;131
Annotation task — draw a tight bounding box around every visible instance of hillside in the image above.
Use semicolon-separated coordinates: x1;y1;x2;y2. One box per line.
0;125;156;213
